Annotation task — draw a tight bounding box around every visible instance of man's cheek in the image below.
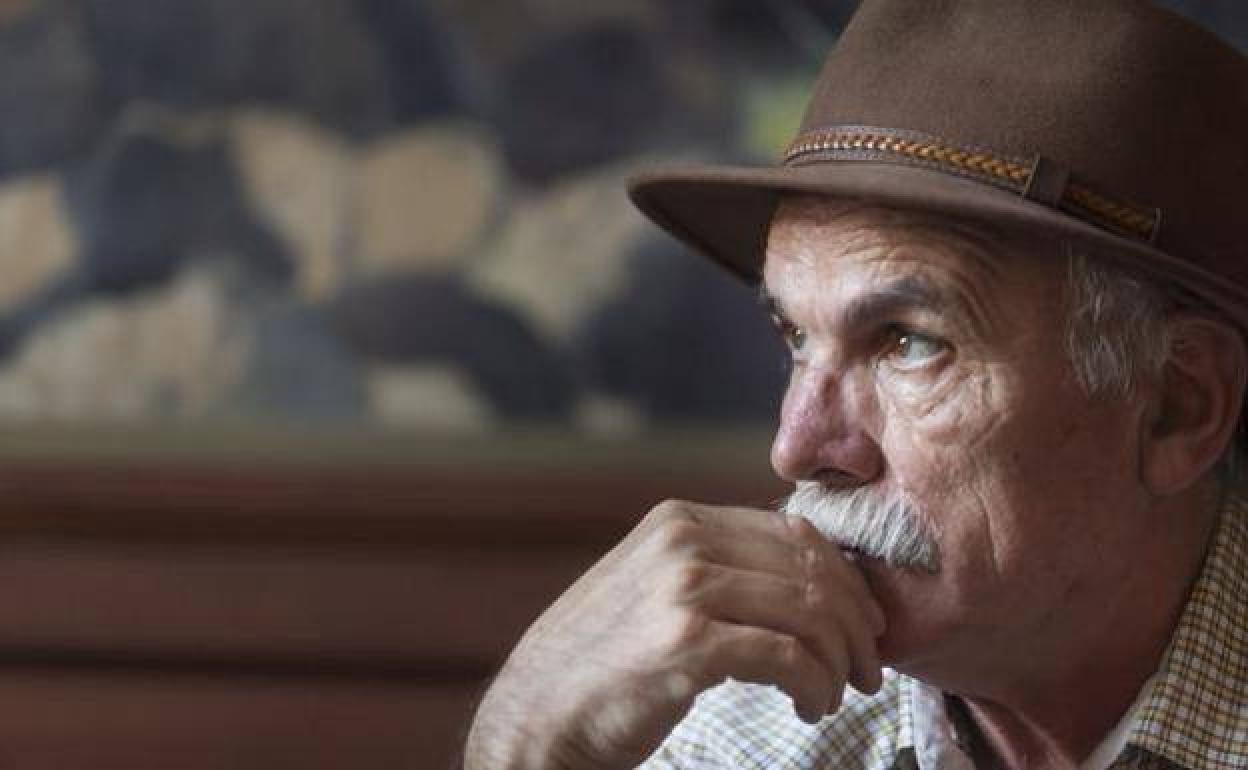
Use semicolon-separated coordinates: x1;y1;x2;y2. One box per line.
883;366;1011;451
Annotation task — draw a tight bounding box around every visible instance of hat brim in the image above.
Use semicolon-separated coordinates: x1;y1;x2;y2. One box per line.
628;160;1248;329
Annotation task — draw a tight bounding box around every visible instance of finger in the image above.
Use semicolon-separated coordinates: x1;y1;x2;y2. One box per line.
841;609;884;695
789;534;884;695
638;501;788;558
576;500;764;598
638;502;814;587
652;517;814;580
643;502;884;633
644;502;884;696
786;515;887;638
695;620;839;723
671;506;888;640
672;563;875;703
794;553;884;697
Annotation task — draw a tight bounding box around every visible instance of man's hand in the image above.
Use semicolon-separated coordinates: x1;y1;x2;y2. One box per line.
463;499;887;770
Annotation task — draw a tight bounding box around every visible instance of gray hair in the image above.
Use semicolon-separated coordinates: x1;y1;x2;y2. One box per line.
1063;249;1173;399
1061;248;1243;485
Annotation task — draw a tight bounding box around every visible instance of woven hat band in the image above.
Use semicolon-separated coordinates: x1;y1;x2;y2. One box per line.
785;125;1161;245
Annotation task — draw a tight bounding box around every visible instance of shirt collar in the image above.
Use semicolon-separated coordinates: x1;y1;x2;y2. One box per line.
902;677;976;770
1127;494;1248;769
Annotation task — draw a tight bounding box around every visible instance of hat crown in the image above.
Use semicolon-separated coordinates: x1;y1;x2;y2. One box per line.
797;0;1248;275
627;0;1248;331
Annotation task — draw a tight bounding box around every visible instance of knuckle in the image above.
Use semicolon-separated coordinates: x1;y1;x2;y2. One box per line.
774;635;806;669
801;580;830;614
657;519;701;553
649;498;691;524
786;515;824;546
800;546;828;578
668;560;715;598
648;505;702;552
703;625;760;671
662;607;711;651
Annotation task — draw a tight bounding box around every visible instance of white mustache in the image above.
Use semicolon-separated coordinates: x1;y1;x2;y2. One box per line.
781;481;941;573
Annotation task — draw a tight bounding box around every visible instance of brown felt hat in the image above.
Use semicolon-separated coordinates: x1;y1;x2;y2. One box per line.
628;0;1248;326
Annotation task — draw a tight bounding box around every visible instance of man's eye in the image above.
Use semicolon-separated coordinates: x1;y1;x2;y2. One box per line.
773;318;807;352
887;329;946;366
786;326;807;352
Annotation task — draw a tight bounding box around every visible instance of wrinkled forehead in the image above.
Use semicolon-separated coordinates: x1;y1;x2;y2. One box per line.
764;194;1046;279
761;195;1071;333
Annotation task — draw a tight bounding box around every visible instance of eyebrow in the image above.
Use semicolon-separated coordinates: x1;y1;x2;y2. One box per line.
760;275;956;330
758;285;785;318
840;276;953;330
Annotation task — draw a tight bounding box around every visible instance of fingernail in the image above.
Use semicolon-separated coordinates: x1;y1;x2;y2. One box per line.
863;670;883;695
797;703;823;724
827;690;843;714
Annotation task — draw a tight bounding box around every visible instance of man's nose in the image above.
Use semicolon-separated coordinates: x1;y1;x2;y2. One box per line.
770;366;883;486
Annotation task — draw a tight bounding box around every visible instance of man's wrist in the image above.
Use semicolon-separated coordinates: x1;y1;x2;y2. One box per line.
464;688;577;770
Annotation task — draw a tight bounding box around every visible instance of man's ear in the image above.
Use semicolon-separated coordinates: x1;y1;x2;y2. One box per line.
1140;316;1247;495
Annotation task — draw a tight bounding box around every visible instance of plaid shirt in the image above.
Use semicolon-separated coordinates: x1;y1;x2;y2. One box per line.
640;497;1248;770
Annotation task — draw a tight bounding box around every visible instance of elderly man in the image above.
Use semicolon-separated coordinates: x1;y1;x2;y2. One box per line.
465;1;1248;768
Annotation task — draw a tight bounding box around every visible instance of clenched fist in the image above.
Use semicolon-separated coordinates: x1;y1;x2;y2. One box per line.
464;499;886;770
